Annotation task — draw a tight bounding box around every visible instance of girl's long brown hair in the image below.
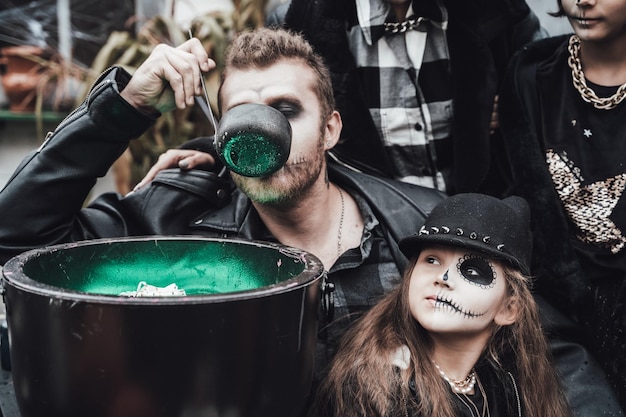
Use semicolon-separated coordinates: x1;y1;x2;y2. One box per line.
309;258;572;417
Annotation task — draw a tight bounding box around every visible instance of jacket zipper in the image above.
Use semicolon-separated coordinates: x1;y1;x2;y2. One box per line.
508;372;522;417
40;67;117;148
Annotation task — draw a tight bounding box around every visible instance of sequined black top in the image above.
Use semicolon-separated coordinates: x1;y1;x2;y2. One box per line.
534;39;626;280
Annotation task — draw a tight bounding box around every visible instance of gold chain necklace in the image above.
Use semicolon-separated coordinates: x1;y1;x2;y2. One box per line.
567;35;626;110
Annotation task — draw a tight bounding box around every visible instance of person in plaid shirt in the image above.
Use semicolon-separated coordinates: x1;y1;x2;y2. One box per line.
267;0;545;195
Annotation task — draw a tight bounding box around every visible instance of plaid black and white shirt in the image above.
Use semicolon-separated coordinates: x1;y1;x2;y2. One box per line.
348;0;453;191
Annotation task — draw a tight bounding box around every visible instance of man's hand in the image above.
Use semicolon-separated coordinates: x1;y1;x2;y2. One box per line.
490;95;499;135
131;149;215;193
120;38;215;114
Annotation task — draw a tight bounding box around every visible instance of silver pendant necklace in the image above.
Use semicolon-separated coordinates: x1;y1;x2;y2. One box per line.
337;188;345;257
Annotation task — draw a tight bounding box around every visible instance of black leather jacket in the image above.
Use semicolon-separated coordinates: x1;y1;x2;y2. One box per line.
0;66;623;416
0;66;443;266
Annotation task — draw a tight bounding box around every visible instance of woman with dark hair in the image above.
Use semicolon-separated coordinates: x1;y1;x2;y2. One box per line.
499;0;626;409
310;194;572;417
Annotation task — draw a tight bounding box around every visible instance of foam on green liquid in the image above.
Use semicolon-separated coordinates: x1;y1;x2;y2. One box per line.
223;132;284;177
21;240;304;296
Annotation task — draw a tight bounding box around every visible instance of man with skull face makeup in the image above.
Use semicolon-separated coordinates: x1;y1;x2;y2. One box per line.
309;194;573;417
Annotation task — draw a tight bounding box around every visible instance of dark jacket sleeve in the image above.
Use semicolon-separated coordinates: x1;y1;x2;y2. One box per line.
0;67;156;264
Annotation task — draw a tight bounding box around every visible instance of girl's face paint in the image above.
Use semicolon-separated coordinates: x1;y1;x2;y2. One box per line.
408;245;514;340
456;253;496;289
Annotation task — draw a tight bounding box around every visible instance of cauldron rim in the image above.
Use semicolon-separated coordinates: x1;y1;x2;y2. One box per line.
2;236;325;305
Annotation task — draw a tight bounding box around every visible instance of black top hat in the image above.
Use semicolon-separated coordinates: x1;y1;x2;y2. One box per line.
398;193;532;275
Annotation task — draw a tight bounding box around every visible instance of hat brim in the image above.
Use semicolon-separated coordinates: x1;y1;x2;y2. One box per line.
398;234;527;274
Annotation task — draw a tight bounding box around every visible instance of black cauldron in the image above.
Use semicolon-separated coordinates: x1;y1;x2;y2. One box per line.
1;237;325;417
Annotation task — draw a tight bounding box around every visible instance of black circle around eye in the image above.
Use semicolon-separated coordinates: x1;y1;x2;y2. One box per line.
459;257;495;286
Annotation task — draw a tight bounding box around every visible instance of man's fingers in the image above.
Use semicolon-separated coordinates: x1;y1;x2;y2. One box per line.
161;45;204;108
130;150;215;194
131;151;182;192
184;38;213;72
490;95;499;134
121;40;215;112
178;151;215;169
160;64;188;109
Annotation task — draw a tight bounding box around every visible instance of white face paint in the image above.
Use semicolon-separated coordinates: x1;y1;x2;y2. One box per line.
408;244;513;339
220;59;328;206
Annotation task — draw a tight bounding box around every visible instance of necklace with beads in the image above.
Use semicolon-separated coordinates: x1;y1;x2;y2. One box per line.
454;374;491;417
433;362;477;394
567;35;626;110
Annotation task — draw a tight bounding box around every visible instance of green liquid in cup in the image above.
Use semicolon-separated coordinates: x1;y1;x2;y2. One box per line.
222;132;285;177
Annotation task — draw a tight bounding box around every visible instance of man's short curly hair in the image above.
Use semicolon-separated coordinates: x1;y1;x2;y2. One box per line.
218;27;335;120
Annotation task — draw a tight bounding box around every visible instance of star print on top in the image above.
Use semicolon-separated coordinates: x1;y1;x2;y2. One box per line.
547;149;626;254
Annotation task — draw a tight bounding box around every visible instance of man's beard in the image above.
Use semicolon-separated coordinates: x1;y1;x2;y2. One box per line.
231;134;326;207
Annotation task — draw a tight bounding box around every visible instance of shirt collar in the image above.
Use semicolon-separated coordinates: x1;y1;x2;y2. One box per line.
355;0;447;45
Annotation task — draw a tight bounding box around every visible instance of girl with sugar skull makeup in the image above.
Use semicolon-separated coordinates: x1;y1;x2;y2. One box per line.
309;194;572;417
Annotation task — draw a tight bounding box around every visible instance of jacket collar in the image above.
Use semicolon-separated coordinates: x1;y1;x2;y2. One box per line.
188;165;382;273
189;165;380;243
190;163;445;274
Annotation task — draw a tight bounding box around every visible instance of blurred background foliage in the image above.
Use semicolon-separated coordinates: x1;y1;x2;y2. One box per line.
89;0;271;194
0;0;274;194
